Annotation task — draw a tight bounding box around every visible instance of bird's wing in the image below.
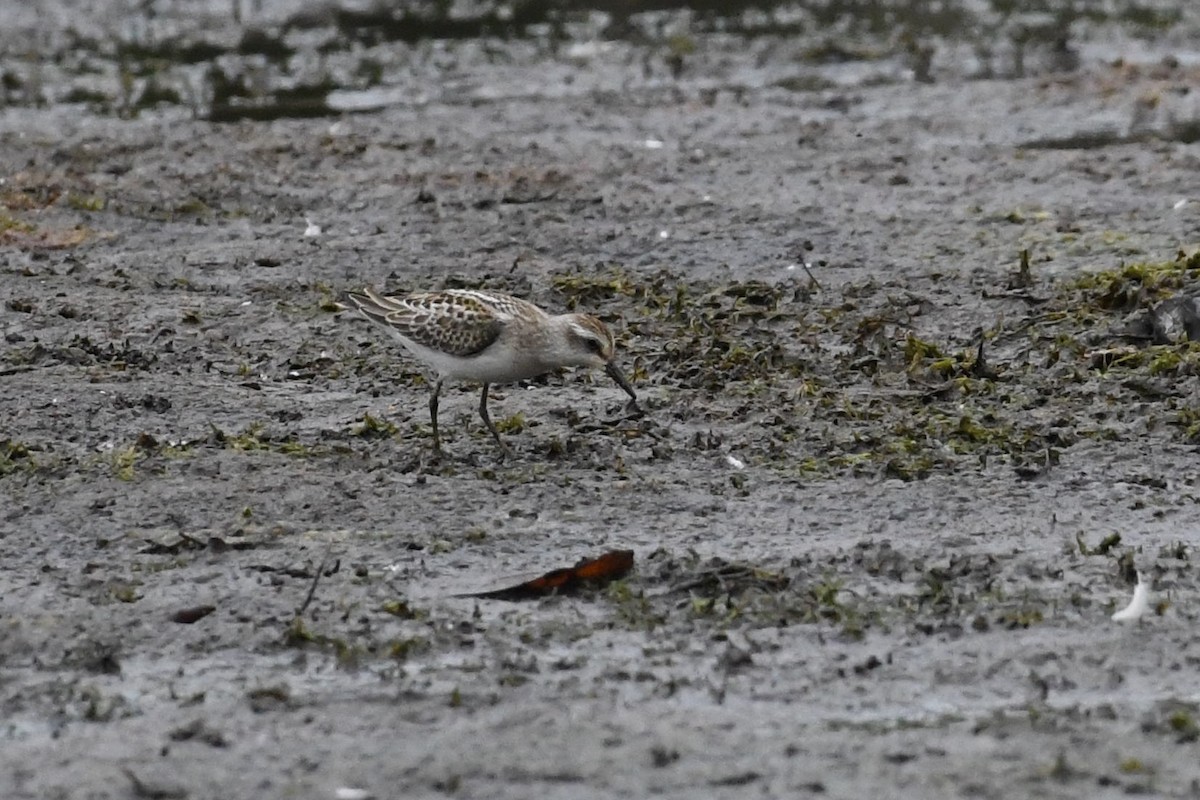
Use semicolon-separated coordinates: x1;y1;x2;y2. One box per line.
345;288;504;357
454;290;545;321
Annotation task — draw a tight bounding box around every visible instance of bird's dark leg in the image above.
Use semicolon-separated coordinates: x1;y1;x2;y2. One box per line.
478;383;511;456
428;379;444;455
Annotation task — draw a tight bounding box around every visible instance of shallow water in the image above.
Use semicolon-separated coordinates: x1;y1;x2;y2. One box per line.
3;1;1197;121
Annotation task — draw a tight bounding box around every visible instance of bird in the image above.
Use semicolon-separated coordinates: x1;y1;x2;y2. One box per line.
344;287;638;455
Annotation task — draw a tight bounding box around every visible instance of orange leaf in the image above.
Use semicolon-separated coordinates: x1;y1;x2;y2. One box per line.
461;549;634;601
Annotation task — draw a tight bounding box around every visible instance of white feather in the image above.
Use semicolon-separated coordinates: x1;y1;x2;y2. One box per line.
1112;573;1149;622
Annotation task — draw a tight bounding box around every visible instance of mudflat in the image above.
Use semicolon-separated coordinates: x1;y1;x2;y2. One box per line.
3;3;1200;798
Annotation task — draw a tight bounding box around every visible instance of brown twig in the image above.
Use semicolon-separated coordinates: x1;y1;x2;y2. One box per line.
296;542;334;617
800;259;822;291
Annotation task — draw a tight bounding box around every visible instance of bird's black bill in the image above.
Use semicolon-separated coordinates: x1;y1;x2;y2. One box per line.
605;362;639;410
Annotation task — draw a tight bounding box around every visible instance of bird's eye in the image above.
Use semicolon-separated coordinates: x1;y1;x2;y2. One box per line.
585;337;605;355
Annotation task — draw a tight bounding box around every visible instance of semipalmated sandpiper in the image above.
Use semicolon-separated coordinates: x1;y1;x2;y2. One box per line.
345;287;638;454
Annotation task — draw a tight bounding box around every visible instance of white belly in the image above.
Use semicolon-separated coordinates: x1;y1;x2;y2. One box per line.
393;334;553;385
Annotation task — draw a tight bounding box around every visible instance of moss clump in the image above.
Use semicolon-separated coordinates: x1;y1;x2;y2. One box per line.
210;422;323;458
0;440;34;476
352;412;398;439
904;334;943;367
66;193;105;211
220;422;269;452
0;213;35;234
174;197;210;216
1169;710;1200;743
380;600;420;619
113;445;138;480
997;606;1044;629
1076;532;1121;556
494;412;525;434
1070;250;1200;311
388;638;427;660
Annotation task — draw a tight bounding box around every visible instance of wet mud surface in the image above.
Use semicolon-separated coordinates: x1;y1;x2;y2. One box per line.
4;2;1200;798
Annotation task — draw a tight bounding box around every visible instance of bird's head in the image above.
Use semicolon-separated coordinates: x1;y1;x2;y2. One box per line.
561;314;638;403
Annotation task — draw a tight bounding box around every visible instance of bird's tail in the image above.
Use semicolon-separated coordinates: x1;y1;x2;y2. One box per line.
343;287;406;324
